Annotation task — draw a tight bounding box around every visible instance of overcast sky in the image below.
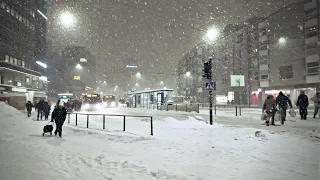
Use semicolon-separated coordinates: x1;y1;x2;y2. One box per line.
47;0;296;88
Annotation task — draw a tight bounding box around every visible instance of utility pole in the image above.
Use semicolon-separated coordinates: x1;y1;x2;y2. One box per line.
203;57;215;125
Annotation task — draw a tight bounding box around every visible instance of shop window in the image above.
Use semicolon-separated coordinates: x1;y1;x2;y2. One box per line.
279;65;293;79
5;55;9;62
261;74;268;80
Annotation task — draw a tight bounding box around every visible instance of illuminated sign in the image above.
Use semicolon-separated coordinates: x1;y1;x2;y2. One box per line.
87;94;98;97
73;76;80;80
80;58;87;63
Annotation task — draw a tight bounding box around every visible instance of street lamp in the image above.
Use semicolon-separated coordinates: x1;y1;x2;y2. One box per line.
160;81;164;85
136;72;141;78
135;83;139;86
279;37;286;44
76;63;82;69
186;72;191;77
206;26;219;42
60;11;76;28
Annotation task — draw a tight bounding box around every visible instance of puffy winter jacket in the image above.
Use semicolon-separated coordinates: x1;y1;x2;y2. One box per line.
51;107;67;123
296;94;309;108
263;95;276;111
276;92;292;109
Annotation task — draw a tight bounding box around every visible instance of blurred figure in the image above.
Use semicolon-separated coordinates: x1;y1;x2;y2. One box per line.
25;101;33;117
276;91;292;124
311;92;320;118
36;99;45;120
43;101;50;120
262;95;276;126
296;90;309;120
51;101;67;138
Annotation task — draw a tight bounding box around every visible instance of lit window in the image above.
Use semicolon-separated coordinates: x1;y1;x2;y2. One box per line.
80;58;87;63
6;4;10;13
1;1;6;9
9;56;14;64
17;59;21;66
22;61;25;67
14;58;18;65
5;55;9;62
73;76;81;80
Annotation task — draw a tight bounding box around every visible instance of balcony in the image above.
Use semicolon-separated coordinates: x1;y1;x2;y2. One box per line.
304;1;317;11
0;62;41;77
305;36;318;44
305;18;318;28
306;54;319;62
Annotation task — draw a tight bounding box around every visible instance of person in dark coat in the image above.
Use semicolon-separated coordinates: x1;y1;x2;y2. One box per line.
51;101;67;138
296;90;309;120
25;101;33;117
36;99;45;120
262;95;276;126
276;91;293;124
43;101;50;120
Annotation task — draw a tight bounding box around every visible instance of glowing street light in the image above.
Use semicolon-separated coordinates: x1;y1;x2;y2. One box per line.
160;81;164;85
206;26;219;41
136;72;141;78
76;63;82;69
60;11;76;28
186;72;191;77
279;37;286;44
135;83;139;86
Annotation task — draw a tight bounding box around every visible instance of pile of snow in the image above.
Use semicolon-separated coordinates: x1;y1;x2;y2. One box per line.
0;103;319;180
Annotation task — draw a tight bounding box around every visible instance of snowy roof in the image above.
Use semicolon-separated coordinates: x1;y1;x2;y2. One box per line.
127;89;174;95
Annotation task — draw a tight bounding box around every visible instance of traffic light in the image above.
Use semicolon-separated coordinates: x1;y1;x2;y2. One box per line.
202;61;212;79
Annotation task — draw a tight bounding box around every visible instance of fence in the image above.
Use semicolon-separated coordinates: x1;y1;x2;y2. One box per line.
67;113;154;136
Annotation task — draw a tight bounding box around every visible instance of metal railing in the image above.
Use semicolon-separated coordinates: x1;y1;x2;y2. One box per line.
67;113;154;136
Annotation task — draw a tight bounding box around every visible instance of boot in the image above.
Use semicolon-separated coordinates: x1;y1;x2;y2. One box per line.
266;120;269;126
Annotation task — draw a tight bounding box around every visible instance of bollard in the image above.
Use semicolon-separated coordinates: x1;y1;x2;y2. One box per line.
214;105;217;115
176;104;178;111
239;106;242;116
87;114;89;128
75;114;78;126
150;116;153;136
236;106;238;116
167;104;169;111
103;115;105;129
197;104;200;113
186;104;188;112
68;113;70;124
123;116;126;131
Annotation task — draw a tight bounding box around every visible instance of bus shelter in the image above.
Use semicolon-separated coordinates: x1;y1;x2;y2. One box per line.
127;89;174;109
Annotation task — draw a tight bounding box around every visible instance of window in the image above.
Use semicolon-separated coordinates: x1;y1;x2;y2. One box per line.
21;61;25;67
305;8;316;16
306;42;317;49
14;58;18;65
80;58;87;63
279;65;293;79
236;33;243;43
17;59;21;66
306;31;318;38
261;74;268;80
9;56;14;64
221;77;227;84
260;45;268;51
307;62;319;75
5;4;10;13
5;55;9;62
254;72;259;80
1;1;5;9
307;26;317;32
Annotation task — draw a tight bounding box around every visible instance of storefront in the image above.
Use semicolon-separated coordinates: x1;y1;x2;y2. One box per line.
127;89;174;109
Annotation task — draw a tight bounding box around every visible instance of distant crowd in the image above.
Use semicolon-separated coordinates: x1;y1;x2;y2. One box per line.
262;90;320;126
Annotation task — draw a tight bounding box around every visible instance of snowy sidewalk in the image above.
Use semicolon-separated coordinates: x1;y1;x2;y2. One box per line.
0;102;319;180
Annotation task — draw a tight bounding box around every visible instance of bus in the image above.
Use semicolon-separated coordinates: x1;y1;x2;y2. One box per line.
58;93;73;103
82;93;102;111
103;95;116;107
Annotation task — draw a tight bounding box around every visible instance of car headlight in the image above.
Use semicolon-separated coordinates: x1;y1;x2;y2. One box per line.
111;101;116;107
96;104;101;109
83;103;89;108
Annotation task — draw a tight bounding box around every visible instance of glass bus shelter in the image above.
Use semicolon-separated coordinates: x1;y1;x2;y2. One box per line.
127;89;174;109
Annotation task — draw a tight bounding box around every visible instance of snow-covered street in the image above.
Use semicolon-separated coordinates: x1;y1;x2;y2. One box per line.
0;102;319;180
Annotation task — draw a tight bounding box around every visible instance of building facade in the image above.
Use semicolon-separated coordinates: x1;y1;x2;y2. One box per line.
0;0;48;107
177;1;320;105
53;46;96;97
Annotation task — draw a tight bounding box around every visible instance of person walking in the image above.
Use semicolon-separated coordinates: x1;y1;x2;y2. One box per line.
262;95;276;126
43;101;50;120
311;92;320;118
51;101;67;138
25;101;33;117
276;91;293;124
36;99;44;120
296;90;309;120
